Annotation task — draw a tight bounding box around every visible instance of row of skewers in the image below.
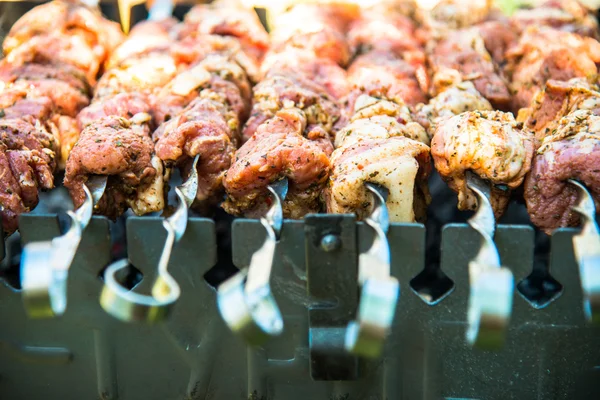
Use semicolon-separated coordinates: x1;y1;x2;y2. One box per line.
1;0;599;354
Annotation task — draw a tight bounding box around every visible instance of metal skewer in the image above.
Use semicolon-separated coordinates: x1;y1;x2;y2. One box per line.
20;176;108;318
345;183;399;358
568;179;600;324
217;178;288;346
117;0;175;34
100;155;199;323
465;171;514;349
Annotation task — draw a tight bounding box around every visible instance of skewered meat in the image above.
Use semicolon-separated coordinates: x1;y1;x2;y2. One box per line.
519;77;600;233
511;0;599;39
346;50;428;109
152;54;251;126
518;77;600;143
431;110;534;217
417;0;493;33
2;0;123;67
268;3;359;67
242;72;342;143
336;95;429;147
428;27;510;110
505;26;600;112
177;2;270;66
260;48;350;100
415;81;493;139
64;114;163;218
105;18;178;70
326;136;431;223
223;108;332;219
524;109;600;233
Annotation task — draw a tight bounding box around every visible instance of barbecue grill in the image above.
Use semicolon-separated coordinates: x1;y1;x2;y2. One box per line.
0;1;599;399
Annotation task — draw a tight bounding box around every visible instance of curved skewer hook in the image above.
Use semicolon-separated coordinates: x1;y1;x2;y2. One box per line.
100;155;199;323
345;183;399;358
568;179;600;324
217;178;288;346
465;171;514;349
21;176;108;318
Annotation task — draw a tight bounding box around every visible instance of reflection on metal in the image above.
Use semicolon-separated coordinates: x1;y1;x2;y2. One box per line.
464;172;514;349
568;179;600;324
217;178;288;346
99;155;199;323
345;183;399;358
20;176;107;318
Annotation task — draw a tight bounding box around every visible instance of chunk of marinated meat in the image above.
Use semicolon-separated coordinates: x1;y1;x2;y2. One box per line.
153;94;239;207
414;81;493;139
178;3;270;63
260;48;349;100
0;146;34;235
269;3;358;66
0;118;56;182
506;26;600;112
511;0;599;39
3;0;123;59
4;32;104;85
152;54;251;126
429;28;510;110
171;35;261;83
518;78;600;144
431;110;534;217
524;110;600;234
347;4;421;56
64;115;163;219
417;0;493;33
105;18;178;70
336;95;428;147
0;88;55;123
0;62;91;98
77;93;152;129
476;20;518;67
347;50;428;109
223;108;332;219
243;72;341;143
93;53;178;100
325;136;431;223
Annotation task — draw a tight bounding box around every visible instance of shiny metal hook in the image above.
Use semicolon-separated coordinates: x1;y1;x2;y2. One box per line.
568;179;600;324
465;171;514;349
21;175;108;318
217;178;288;346
345;183;399;358
100;155;199;323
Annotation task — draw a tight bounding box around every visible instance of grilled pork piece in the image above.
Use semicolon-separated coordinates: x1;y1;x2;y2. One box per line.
524;109;600;234
511;0;599;39
431;110;534;217
506;26;600;112
3;1;122;84
268;3;359;67
519;77;600;143
326;136;431;223
177;2;270;66
242;71;342;144
336;95;428;147
223;108;332;219
417;0;493;33
415;81;493;139
64;114;164;218
428;27;510;110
